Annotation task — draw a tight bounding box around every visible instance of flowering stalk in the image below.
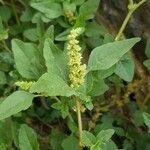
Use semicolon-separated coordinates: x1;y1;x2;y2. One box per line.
67;28;86;88
67;28;86;149
15;81;35;91
65;10;76;24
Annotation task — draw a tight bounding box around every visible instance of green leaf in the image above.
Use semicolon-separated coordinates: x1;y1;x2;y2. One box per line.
23;28;38;42
44;25;54;41
63;1;76;12
74;15;86;27
51;98;69;119
103;33;114;44
32;12;50;23
88;35;103;47
0;71;6;85
85;22;107;37
145;37;150;58
91;141;101;150
113;127;125;137
31;1;63;19
143;112;150;128
88;38;140;71
12;39;45;79
74;85;91;104
0;91;34;120
0;17;8;41
0;61;10;72
62;134;78;150
0;0;4;4
0;52;14;64
0;6;11;22
85;72;93;94
50;129;65;150
114;54;135;82
123;139;133;150
67;118;78;133
82;130;96;147
101;140;118;150
20;7;34;22
36;20;44;41
12;122;20;148
98;66;115;79
133;110;144;127
30;73;74;97
86;71;110;96
19;124;39;150
143;59;150;70
0;119;13;147
43;38;68;80
0;123;6;145
0;143;6;150
96;129;115;143
57;17;70;28
75;0;85;5
55;29;71;41
88;75;109;96
79;0;100;20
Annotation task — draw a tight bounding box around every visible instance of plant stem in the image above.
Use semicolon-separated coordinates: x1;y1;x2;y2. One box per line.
11;0;20;25
115;0;146;41
76;98;83;149
115;11;132;41
142;93;150;107
2;41;11;52
17;0;26;7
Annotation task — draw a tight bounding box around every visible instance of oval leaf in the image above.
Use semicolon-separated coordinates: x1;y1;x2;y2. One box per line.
43;38;68;80
62;135;78;150
12;39;45;79
88;38;140;71
96;129;115;143
82;130;96;147
79;0;100;20
143;112;150;128
30;73;75;97
0;91;34;120
19;124;39;150
31;1;63;19
114;54;135;82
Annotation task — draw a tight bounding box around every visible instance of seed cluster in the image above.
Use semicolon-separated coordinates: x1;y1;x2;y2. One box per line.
67;28;86;88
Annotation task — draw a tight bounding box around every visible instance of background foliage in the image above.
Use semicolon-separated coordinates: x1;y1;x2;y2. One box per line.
0;0;150;150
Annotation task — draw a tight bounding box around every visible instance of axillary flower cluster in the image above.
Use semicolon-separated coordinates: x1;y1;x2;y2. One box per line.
67;28;86;88
65;10;76;23
15;81;35;91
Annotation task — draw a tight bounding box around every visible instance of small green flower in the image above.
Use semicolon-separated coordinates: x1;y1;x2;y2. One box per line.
65;10;76;23
67;28;86;88
15;81;35;91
